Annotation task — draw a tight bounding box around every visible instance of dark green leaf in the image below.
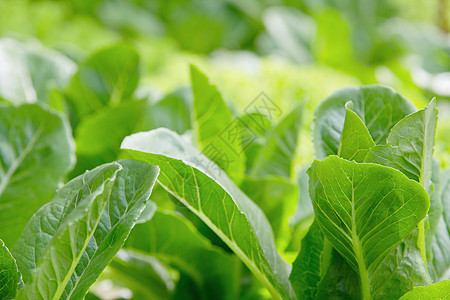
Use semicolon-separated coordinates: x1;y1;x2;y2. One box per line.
0;239;21;300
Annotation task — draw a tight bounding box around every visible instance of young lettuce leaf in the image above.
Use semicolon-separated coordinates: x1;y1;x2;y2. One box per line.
12;160;159;299
121;128;294;299
0;104;75;247
190;65;246;182
313;85;415;159
0;239;21;299
308;155;430;300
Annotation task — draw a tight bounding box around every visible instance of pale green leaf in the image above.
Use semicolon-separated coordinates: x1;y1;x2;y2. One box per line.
399;280;450;300
0;38;76;105
0;104;75;247
338;102;375;162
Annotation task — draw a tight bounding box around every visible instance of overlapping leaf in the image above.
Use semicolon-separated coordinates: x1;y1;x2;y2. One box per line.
121;128;293;299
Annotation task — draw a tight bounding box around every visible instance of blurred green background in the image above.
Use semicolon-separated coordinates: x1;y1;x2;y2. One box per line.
0;0;449;298
0;0;449;166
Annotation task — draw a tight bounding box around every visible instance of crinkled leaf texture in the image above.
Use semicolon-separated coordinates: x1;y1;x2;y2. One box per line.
0;239;21;299
12;160;159;300
121;128;294;299
308;155;430;299
313;85;415;159
0;104;75;247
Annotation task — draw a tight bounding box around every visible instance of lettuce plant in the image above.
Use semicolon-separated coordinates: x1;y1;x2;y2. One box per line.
0;60;449;299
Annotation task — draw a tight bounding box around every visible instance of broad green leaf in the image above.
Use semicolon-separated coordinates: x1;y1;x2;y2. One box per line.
14;163;120;300
13;160;159;299
250;104;302;178
290;221;332;299
338;102;375;162
0;104;75;247
0;38;76;105
384;99;437;193
190;65;245;182
309;155;430;299
0;239;20;299
399;280;450;300
65;43;140;127
109;249;177;300
121;128;294;299
124;210;240;299
369;228;432;299
313;85;415;159
429;169;450;282
365;99;438;263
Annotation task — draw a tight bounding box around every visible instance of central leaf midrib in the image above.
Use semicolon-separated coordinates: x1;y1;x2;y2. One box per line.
351;180;371;300
156;178;284;300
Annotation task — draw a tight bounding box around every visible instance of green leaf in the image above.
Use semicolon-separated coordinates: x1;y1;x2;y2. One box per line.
0;38;76;105
308;155;430;300
313;85;415;159
121;128;294;300
0;104;75;247
338;102;375;162
13;160;159;299
65;43;140;127
0;239;21;300
250;104;302;178
124;210;241;299
290;221;333;299
429;169;450;282
384;99;437;193
399;280;450;300
190;65;245;182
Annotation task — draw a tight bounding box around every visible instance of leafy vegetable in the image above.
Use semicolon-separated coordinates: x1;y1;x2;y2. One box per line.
399;280;450;299
12;160;159;299
0;104;75;247
121;128;294;299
